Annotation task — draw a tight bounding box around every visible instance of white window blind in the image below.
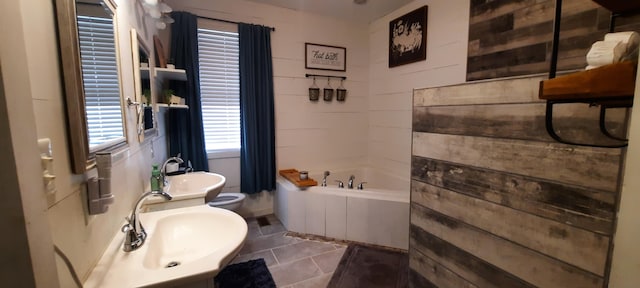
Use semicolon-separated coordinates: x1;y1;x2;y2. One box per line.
77;15;124;151
197;28;241;152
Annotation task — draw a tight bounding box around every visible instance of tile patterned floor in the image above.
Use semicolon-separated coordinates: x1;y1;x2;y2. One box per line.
230;215;346;288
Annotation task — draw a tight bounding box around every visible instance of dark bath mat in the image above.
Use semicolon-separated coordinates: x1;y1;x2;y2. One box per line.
215;258;276;288
328;244;409;288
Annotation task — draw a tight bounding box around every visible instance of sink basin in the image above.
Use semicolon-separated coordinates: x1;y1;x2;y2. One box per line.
84;205;247;287
145;172;226;205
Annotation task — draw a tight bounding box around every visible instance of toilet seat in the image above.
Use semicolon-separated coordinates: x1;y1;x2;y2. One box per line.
208;192;245;210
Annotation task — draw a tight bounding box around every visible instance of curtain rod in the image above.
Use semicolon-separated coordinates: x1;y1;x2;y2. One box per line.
197;15;275;31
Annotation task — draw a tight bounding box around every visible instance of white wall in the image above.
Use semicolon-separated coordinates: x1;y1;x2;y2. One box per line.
167;0;371;216
368;0;470;180
0;0;59;285
609;53;640;288
167;0;471;216
2;0;169;286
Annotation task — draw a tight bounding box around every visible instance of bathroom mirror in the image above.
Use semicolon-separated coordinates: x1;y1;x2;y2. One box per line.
55;0;126;173
131;29;158;142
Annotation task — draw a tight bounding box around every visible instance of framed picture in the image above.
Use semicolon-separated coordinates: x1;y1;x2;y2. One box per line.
389;6;428;68
305;43;346;71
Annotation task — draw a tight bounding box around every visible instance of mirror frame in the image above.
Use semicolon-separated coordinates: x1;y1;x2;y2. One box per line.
55;0;126;173
130;28;158;143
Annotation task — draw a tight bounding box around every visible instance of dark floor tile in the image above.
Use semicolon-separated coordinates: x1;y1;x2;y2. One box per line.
272;241;337;264
292;274;333;288
239;232;299;255
312;248;346;274
231;249;278;267
269;257;322;287
259;222;286;236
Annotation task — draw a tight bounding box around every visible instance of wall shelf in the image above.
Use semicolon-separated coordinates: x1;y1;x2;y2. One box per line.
591;0;640;13
305;73;346;80
155;67;187;82
539;0;638;148
539;61;636;103
139;67;187;82
156;103;189;109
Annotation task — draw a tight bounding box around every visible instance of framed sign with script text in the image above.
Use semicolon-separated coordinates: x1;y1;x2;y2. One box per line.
305;43;346;71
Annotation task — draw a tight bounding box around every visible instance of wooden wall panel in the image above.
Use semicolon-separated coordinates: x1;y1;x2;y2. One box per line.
412;132;621;192
412;181;609;275
411;204;604;287
410;76;625;287
467;0;640;81
413;103;627;144
410;225;534;288
411;157;615;234
409;249;478;288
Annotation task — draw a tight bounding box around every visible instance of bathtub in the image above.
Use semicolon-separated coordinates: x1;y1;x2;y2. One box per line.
274;168;410;249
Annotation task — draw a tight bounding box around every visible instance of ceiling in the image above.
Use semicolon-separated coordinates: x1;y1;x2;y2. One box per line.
245;0;413;24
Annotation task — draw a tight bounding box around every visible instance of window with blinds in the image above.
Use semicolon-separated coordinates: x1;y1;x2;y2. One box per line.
77;15;124;151
197;28;241;152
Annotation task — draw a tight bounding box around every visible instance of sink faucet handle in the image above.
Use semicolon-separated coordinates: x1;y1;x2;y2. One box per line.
357;182;367;190
335;180;344;188
121;222;132;233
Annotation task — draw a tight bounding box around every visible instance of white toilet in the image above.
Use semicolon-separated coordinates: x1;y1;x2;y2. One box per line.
207;192;246;211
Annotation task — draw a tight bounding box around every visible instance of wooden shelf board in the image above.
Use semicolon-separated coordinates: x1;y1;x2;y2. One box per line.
155;68;187;81
539;61;637;102
592;0;640;14
279;169;317;188
156;103;189;109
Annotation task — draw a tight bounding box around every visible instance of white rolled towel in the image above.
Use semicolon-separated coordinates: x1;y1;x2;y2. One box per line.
586;40;626;67
604;31;639;53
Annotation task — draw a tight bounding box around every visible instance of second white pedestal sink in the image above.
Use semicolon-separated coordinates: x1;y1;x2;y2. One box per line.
144;172;226;212
84;205;247;287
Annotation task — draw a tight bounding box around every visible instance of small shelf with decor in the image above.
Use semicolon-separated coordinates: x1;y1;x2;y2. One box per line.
539;61;636;103
539;0;639;148
139;67;187;82
155;67;187;82
156;103;189;109
591;0;640;14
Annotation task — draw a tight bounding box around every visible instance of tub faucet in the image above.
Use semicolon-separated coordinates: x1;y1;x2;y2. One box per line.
121;190;172;252
348;175;355;189
161;154;184;186
357;182;367;190
335;180;344;188
322;171;330;187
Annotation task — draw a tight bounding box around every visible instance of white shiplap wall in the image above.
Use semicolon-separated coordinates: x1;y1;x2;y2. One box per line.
166;0;370;216
368;0;470;181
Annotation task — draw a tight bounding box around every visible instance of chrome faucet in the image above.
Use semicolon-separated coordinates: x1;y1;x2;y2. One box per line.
348;175;355;189
161;154;184;186
121;191;172;252
357;182;367;190
335;180;344;188
322;171;330;187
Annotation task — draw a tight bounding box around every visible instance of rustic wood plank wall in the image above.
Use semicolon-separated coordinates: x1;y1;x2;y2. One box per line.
468;0;640;81
410;76;625;287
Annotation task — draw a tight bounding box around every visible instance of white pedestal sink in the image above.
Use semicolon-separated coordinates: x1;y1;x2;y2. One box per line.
143;172;226;212
84;205;247;288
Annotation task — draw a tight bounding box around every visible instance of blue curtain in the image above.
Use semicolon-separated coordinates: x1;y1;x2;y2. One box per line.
238;23;276;194
167;12;209;172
